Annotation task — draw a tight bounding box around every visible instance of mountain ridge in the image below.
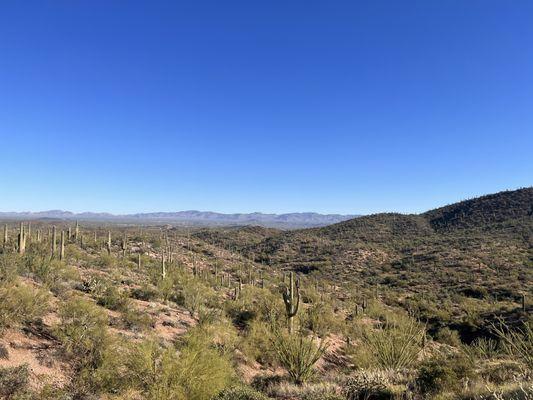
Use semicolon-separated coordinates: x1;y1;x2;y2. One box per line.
0;209;358;229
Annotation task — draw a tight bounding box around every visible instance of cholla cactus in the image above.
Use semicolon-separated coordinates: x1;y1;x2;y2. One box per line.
282;271;300;334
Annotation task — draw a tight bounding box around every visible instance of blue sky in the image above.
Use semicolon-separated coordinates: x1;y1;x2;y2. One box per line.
1;1;532;215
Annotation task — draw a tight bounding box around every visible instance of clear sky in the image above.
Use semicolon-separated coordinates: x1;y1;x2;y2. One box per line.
1;1;532;215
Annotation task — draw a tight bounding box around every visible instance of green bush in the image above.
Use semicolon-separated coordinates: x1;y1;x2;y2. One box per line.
122;333;234;400
240;320;276;366
55;297;110;369
97;284;130;311
0;282;50;330
121;306;154;332
416;354;475;395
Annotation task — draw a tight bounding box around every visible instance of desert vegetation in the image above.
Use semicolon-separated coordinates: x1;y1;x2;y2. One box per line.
0;188;531;399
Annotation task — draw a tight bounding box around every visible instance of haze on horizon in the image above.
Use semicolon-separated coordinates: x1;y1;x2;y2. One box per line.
1;1;532;215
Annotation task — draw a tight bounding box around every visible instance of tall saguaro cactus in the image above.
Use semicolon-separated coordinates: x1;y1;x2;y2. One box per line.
18;222;26;255
107;231;112;255
282;272;300;334
52;226;57;257
121;233;127;257
75;221;79;242
161;252;166;279
3;224;8;246
60;231;65;261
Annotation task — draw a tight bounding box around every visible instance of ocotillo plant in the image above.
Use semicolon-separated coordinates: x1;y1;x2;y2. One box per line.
18;222;26;255
282;271;300;334
60;231;65;261
51;226;57;257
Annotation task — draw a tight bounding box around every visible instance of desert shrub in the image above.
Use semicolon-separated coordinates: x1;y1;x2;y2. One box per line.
0;364;30;398
0;254;20;284
123;335;233;400
225;286;284;329
272;329;328;384
121;306;154;332
265;381;341;400
97;284;130;311
179;316;239;356
55;297;110;369
358;316;425;370
0;282;50;330
130;284;159;301
179;277;214;318
213;386;271;400
98;253;116;268
241;320;277;366
435;326;462;347
492;320;532;369
416;354;475;395
479;360;525;385
301;299;338;337
343;371;394;400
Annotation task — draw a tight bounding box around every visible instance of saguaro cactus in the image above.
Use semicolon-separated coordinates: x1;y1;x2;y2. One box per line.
52;226;57;257
138;253;142;269
3;224;8;246
282;272;300;334
107;231;112;255
121;233;127;257
27;222;32;243
161;252;166;279
18;222;26;254
60;231;65;261
74;221;79;242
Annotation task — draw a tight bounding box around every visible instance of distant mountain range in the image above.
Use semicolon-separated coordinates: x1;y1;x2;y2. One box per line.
0;210;358;229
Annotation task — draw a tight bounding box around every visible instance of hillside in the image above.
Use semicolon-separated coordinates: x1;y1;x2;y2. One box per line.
0;189;531;399
198;188;532;302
